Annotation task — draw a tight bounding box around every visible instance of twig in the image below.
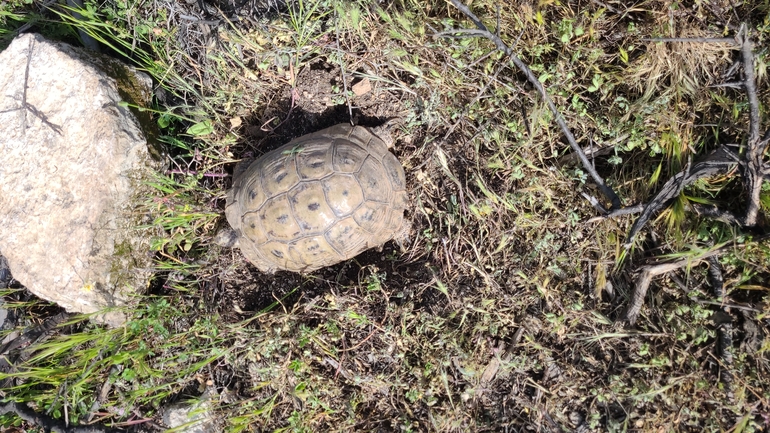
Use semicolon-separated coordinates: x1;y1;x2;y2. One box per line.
0;312;74;394
446;0;622;210
691;298;761;313
259;86;298;133
643;37;738;45
586;203;644;222
582;193;609;214
590;0;621;14
1;37;64;135
0;401;112;433
0;312;72;357
624;147;737;249
85;362;119;422
335;10;353;124
623;248;724;324
738;24;766;227
709;82;743;89
178;15;221;25
622;234;769;324
708;256;733;386
166;169;229;178
558;133;631;166
689;204;741;226
433;29;490;38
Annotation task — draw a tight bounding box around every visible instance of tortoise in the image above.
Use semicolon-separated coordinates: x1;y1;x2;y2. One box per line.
223;123;408;273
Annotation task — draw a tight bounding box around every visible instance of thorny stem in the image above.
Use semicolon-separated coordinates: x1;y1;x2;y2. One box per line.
447;0;622;210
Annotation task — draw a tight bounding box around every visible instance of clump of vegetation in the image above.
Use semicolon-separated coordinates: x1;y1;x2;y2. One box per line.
1;0;768;431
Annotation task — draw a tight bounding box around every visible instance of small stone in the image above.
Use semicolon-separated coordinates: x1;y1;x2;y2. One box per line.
352;77;372;96
162;389;219;433
569;411;584;427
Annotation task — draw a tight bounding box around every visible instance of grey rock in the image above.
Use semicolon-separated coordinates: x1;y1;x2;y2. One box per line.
0;301;7;330
0;255;11;289
162;389;219;433
0;34;161;327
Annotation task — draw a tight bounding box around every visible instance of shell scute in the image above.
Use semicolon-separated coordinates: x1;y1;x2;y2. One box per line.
225;124;408;273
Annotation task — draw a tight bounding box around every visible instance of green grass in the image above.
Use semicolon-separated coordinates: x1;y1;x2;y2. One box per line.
1;0;769;431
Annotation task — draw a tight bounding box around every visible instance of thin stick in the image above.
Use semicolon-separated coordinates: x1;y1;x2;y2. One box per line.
643;37;738;45
590;0;621;14
689;204;741;226
2;38;64;135
707;256;733;386
0;401;109;433
739;24;766;227
623;248;723;324
447;0;622;210
335;11;354;124
623;234;770;324
624;147;737;249
166;169;229;178
691;298;761;313
586;203;644;222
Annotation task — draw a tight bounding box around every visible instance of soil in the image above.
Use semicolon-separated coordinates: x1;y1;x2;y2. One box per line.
241;60;409;155
210;57;433;320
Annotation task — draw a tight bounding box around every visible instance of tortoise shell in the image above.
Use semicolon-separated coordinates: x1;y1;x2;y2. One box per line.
225;124;408;273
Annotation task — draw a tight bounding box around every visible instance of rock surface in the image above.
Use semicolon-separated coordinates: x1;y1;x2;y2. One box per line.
161;389;219;433
0;33;160;326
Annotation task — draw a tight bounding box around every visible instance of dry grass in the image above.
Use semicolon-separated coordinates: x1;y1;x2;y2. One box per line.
1;0;769;431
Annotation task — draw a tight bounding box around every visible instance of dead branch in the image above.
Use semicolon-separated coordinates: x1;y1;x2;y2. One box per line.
643;37;738;44
582;193;609;214
589;0;621;14
586;193;744;224
558;133;631;166
622;233;769;324
707;256;733;386
85;373;115;423
623;248;723;324
690;204;741;226
0;312;73;393
0;401;111;433
0;312;72;358
692;298;761;313
586;203;644;222
739;25;766;227
446;0;622;210
716;320;734;386
707;256;724;299
624;147;738;249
